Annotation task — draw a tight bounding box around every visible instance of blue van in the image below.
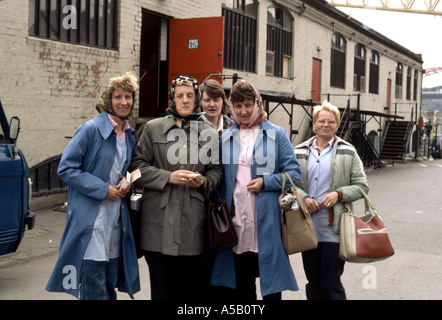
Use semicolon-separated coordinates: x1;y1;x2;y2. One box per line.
0;100;35;256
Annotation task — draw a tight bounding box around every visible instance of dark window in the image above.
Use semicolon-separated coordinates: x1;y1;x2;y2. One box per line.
406;67;412;100
369;50;379;94
28;0;118;50
413;69;418;101
330;33;346;89
266;5;293;78
353;43;366;92
395;62;403;98
222;0;258;73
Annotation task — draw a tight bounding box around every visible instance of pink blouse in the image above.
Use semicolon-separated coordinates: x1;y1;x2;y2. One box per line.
232;126;259;254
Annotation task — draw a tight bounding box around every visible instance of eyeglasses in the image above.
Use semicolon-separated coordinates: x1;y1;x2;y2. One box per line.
316;120;337;125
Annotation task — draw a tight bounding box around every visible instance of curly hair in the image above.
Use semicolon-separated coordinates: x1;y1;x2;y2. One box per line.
96;72;139;120
106;72;139;98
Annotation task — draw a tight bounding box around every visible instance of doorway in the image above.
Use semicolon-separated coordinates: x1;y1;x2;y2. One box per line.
139;10;169;117
386;79;391;115
311;58;321;103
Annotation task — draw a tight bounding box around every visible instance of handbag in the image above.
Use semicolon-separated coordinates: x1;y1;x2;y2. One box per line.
339;186;395;263
280;172;318;254
205;177;238;251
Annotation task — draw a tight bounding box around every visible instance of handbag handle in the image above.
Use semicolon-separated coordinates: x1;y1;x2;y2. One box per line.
281;171;296;193
205;175;221;200
356;186;377;212
344;186;377;214
281;172;309;215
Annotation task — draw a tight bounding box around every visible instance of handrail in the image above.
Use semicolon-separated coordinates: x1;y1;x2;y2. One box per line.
402;121;414;160
381;120;390;151
338;99;351;138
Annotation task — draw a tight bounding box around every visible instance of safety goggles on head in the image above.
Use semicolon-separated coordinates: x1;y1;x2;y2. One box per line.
171;75;199;89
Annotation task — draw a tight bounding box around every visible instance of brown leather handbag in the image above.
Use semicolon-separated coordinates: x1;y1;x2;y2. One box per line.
339;187;395;263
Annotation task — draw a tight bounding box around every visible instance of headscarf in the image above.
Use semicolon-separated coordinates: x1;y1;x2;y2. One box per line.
95;73;138;120
228;80;267;129
166;74;203;128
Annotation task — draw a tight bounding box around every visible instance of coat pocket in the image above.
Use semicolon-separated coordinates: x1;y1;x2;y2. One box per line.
189;188;206;230
141;190;164;226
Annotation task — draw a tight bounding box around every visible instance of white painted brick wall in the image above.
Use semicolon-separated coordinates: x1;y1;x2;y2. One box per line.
0;0;422;169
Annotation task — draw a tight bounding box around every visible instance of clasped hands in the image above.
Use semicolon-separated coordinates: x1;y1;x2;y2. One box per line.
105;173;131;201
168;170;204;188
304;191;340;214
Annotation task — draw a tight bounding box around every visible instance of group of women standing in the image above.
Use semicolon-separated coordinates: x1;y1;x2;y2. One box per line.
46;73;368;301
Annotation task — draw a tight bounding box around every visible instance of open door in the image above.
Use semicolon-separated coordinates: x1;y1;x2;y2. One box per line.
169;17;224;84
139;11;163;117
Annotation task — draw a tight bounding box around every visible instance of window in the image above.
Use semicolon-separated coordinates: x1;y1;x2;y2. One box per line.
369;50;379;94
353;43;366;92
28;0;118;50
266;5;293;78
222;0;258;73
395;62;403;98
406;67;412;100
266;51;274;75
330;33;346;89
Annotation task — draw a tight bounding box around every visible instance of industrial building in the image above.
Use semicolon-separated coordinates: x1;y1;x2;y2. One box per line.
0;0;423;207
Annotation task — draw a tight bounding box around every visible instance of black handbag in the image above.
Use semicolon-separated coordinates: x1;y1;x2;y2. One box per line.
205;177;238;251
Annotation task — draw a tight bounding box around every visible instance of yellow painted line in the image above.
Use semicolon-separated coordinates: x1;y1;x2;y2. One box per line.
437;164;442;168
419;164;427;167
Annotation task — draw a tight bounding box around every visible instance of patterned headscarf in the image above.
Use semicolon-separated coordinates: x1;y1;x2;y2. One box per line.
167;75;201;112
166;75;203;127
228;80;267;129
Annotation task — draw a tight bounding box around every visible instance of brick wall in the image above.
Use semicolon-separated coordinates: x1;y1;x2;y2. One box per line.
0;0;422;169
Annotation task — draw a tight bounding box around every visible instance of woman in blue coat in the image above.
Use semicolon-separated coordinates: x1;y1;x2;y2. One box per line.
211;80;301;299
45;73;140;299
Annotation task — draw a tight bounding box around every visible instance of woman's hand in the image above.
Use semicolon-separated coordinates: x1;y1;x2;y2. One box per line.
185;171;204;188
319;191;339;209
247;177;264;193
117;173;131;196
168;170;204;188
305;191;339;213
105;184;125;201
105;173;132;201
304;197;321;214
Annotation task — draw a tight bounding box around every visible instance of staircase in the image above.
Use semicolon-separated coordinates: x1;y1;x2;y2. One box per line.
381;120;413;161
337;110;381;167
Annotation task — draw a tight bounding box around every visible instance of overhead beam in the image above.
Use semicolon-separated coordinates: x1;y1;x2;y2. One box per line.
328;0;442;15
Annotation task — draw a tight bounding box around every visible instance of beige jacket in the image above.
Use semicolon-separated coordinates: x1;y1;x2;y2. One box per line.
293;135;369;233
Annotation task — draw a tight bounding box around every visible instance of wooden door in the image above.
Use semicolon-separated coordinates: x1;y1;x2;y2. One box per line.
311;58;321;103
386;79;391;114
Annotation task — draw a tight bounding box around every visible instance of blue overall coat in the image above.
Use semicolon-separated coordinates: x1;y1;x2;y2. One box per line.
45;112;140;298
211;120;301;297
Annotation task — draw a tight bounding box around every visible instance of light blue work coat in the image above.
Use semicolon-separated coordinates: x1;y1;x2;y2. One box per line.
211;120;301;297
45;112;140;298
